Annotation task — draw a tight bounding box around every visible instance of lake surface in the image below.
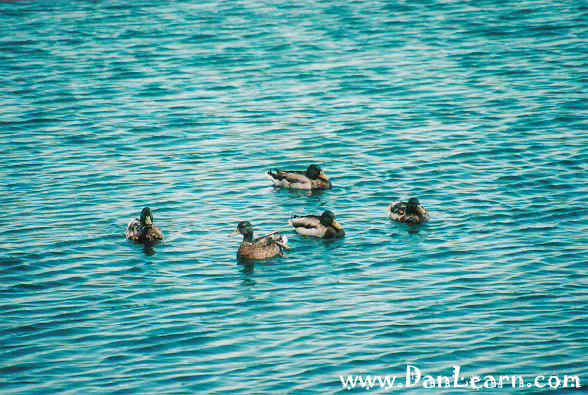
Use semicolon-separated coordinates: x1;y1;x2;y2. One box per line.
1;0;587;393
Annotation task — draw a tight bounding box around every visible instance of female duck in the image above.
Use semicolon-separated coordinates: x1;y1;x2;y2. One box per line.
126;207;164;242
388;198;430;224
289;210;345;239
229;221;289;259
266;164;332;190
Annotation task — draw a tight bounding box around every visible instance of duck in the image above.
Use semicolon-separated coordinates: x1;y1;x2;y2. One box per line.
266;164;332;190
229;221;290;259
388;198;430;224
126;207;164;242
289;210;345;239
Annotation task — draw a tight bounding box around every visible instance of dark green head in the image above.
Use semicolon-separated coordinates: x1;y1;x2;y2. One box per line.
306;164;329;181
320;210;342;230
229;221;254;241
406;198;420;215
320;210;335;226
140;207;154;227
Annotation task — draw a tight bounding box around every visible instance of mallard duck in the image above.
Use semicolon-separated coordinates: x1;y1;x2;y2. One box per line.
229;221;289;259
289;210;345;239
388;198;430;224
126;207;164;242
266;164;332;190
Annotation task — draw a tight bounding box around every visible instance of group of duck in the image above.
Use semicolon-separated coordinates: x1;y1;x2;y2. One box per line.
126;164;430;260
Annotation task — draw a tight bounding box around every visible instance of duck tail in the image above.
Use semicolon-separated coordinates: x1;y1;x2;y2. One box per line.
276;241;289;250
387;200;401;213
287;215;300;226
275;234;290;250
266;169;278;180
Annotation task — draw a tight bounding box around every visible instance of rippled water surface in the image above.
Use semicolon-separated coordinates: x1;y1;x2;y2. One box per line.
1;1;588;394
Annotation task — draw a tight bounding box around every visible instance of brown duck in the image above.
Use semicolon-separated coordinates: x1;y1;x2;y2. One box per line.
388;198;430;224
229;221;289;260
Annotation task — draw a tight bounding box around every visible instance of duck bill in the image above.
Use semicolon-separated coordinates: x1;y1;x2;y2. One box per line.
332;219;342;230
318;171;330;181
144;216;153;227
229;229;240;237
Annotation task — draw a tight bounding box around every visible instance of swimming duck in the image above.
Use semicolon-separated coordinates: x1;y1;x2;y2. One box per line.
229;221;290;259
266;164;332;190
289;210;345;239
388;198;430;224
126;207;164;242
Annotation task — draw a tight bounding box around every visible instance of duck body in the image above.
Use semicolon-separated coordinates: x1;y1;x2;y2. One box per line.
126;207;164;242
289;210;345;239
229;221;289;260
388;198;429;224
266;164;332;190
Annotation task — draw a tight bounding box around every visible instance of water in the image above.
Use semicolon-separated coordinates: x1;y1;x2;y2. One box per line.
1;0;587;393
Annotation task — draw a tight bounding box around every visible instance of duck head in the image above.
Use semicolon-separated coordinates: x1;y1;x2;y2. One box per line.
140;207;154;228
306;164;330;181
229;221;254;242
405;198;421;216
320;210;342;229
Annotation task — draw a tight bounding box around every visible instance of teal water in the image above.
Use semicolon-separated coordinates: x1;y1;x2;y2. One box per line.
1;1;587;394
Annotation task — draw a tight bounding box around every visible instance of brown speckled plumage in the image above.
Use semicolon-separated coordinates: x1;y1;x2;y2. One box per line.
126;207;164;243
229;221;289;260
388;198;430;224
